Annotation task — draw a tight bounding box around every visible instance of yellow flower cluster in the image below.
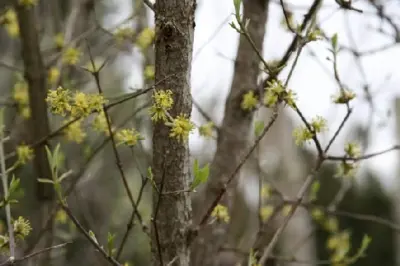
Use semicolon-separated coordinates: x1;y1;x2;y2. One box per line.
62;47;81;65
116;128;143;147
211;204;230;223
293;116;327;146
169;114;195;142
263;79;296;108
13;216;32;239
46;86;107;118
198;122;214;139
12;78;31;119
241;91;258;111
114;27;135;44
18;0;38;7
149;90;195;142
260;205;274;222
16;145;34;165
150;89;173;122
136;28;155;50
92;111;109;136
332;88;356;104
335;142;361;179
64;119;86;144
0;9;19;38
48;67;60;85
144;65;155;81
54;33;65;49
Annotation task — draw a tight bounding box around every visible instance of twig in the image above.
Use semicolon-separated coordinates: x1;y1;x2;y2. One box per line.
0;242;70;266
0;121;15;259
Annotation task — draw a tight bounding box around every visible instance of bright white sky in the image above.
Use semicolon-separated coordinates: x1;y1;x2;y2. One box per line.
108;0;400;191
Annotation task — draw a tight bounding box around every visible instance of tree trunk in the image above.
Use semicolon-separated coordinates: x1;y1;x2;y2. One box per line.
151;1;196;265
192;0;269;265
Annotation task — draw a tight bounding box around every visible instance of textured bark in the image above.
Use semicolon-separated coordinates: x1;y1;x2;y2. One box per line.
151;1;196;266
192;0;269;265
15;3;54;264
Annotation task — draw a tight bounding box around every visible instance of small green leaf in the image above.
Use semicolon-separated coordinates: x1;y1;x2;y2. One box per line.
8;175;20;195
190;159;209;190
89;230;99;245
331;33;338;52
107;232;116;256
254;121;264;137
233;0;241;15
37;178;55;184
309;180;320;201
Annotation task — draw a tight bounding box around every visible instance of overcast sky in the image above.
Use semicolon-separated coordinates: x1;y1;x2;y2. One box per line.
107;0;400;191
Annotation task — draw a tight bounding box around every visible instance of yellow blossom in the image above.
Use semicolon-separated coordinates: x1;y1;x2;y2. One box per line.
282;204;293;217
70;92;107;118
169;114;195;142
16;145;34;165
144;65;155;80
324;216;339;233
198;122;214;138
55;210;67;224
13;79;30;118
116;128;143;146
18;0;38;7
62;47;81;65
114;27;135;44
149;90;174;122
54;33;64;49
261;184;271;199
13;216;32;239
64;119;86;144
93;111;109;135
1;9;19;38
46;86;72;116
260;205;274;222
311;208;324;222
241;91;258;111
332;88;356;104
211;204;230;223
136;28;155;50
48;67;60;85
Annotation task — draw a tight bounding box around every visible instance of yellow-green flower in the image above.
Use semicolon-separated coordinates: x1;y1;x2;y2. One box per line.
260;205;274;222
48;67;60;85
292;126;313;146
13;79;31;119
169;114;195;142
261;184;271;199
54;33;64;49
310;116;327;133
150;90;174;122
116;128;143;146
46;86;72;116
13;216;32;239
324;216;339;233
282;204;292;217
198;122;214;138
64;119;86;144
18;0;38;7
136;28;155;50
311;207;324;222
332;88;356;104
114;27;135;44
70;92;106;118
211;204;230;223
62;47;81;65
93;111;109;135
335;161;358;179
241;91;258;111
55;209;67;224
144;65;155;80
1;9;19;38
344;142;361;158
16;145;34;165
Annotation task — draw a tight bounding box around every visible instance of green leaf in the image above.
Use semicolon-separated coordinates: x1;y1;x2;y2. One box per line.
190;159;209;190
309;180;320;201
8;175;20;195
89;230;99;245
331;33;338;52
233;0;241;15
107;232;116;256
37;178;55;184
254;120;264;137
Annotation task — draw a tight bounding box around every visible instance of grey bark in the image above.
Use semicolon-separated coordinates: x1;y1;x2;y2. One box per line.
151;1;196;266
15;2;54;264
192;0;269;265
